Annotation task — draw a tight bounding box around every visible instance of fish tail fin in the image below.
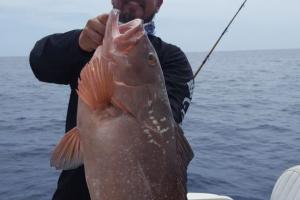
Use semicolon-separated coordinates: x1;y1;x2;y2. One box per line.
77;56;113;110
50;127;83;170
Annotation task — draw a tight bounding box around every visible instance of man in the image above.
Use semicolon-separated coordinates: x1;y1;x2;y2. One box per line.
30;0;194;199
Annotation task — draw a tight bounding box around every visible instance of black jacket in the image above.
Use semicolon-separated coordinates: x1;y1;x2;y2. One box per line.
30;29;194;200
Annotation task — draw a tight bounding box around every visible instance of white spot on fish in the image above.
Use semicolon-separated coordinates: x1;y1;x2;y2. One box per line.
143;129;150;134
160;127;170;134
148;100;152;106
152;120;158;125
148;139;161;147
156;126;161;131
149;116;155;120
148;110;154;114
143;129;152;138
160;117;166;122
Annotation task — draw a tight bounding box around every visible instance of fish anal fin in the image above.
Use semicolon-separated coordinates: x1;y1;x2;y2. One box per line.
50;127;83;170
77;56;113;110
175;125;194;198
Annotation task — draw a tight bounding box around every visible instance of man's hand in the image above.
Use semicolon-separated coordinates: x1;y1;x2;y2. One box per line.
79;14;109;52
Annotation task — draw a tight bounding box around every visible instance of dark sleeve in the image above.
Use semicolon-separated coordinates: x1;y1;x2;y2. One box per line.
162;45;194;124
29;29;93;85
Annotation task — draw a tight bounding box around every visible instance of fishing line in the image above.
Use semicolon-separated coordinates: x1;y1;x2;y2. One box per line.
193;0;248;79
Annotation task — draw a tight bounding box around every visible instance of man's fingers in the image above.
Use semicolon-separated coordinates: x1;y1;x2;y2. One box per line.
85;28;103;46
86;19;105;35
96;14;109;26
79;28;101;52
79;13;108;52
84;34;98;51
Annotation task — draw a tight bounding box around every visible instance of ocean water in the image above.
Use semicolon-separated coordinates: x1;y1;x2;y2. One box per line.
0;49;299;200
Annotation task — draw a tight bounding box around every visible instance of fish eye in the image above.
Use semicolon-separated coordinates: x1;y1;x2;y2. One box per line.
147;52;157;66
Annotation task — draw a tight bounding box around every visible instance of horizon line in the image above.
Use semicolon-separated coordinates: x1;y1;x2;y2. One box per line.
1;47;299;57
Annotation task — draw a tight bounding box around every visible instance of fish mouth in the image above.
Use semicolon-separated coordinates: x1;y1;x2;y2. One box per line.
110;9;145;52
119;19;144;35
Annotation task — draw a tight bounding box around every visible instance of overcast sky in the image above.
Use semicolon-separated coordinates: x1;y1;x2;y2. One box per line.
0;0;299;56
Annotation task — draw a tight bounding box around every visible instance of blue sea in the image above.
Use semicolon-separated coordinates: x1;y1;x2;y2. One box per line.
0;49;299;200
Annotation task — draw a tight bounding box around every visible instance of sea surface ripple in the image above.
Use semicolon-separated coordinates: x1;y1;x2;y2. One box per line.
0;49;299;200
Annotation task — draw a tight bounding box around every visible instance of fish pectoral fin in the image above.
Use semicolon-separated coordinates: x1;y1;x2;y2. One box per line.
77;56;113;110
50;127;83;170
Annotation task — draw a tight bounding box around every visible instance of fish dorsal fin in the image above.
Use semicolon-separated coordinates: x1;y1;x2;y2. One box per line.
77;55;113;110
50;127;83;170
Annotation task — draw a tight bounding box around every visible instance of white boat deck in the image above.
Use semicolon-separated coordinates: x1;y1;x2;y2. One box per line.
188;193;233;200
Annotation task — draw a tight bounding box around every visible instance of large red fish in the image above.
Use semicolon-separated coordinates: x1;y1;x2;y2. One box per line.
51;9;193;200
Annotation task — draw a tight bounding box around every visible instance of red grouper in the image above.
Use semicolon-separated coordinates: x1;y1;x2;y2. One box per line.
51;9;194;200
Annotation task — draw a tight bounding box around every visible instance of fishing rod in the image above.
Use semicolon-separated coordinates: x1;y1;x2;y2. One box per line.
193;0;248;79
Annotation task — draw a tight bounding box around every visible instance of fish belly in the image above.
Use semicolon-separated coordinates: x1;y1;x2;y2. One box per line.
77;99;183;200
